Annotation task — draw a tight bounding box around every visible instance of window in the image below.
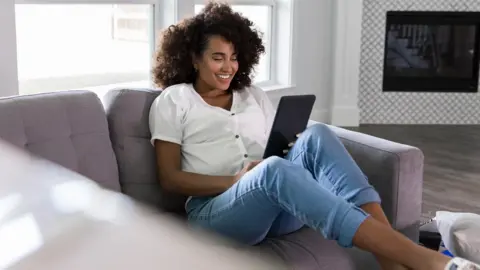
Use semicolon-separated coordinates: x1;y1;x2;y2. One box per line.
112;5;150;42
15;4;153;97
194;4;272;84
1;0;292;97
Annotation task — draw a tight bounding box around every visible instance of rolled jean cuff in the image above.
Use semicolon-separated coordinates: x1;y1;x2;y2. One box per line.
350;186;382;207
336;206;369;248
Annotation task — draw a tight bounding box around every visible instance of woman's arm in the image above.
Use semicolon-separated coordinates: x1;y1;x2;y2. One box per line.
154;140;236;196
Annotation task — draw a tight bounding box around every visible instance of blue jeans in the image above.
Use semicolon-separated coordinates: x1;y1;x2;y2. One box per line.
186;123;381;248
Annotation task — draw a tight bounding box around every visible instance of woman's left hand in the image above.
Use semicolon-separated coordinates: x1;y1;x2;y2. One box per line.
283;133;302;155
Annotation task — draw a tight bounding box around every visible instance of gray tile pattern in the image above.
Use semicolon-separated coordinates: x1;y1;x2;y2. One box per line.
359;0;480;124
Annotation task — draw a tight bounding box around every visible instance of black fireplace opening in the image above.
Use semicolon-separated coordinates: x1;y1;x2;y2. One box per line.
383;11;480;92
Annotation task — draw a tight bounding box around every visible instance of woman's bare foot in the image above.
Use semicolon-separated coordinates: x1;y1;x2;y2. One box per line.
350;204;476;270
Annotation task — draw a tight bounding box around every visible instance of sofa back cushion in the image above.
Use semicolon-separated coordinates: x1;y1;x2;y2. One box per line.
0;91;120;191
103;89;187;213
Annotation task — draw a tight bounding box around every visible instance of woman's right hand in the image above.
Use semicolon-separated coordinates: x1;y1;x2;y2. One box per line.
233;160;262;183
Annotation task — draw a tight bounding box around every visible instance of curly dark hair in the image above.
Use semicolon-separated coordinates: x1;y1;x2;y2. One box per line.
152;1;265;91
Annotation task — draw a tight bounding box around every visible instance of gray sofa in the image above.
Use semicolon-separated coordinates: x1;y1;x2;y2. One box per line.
0;89;424;269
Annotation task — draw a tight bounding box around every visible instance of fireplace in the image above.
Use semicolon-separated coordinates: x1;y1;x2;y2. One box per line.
382;11;480;92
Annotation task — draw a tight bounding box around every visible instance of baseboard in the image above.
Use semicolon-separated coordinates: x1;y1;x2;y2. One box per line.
331;106;359;127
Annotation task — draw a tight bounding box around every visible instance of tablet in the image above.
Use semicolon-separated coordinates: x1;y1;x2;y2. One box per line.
263;94;316;159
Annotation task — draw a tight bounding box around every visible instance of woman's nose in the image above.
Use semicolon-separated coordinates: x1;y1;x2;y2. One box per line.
222;60;234;72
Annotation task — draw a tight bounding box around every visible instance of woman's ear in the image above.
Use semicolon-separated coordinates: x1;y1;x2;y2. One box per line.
191;53;198;71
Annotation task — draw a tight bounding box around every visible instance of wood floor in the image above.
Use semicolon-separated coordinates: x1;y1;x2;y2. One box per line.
348;125;480;219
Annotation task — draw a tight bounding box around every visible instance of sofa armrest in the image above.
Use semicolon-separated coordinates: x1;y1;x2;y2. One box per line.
323;124;424;240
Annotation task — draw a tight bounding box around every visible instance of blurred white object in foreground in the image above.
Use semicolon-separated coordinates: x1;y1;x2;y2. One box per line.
436;211;480;264
0;140;286;269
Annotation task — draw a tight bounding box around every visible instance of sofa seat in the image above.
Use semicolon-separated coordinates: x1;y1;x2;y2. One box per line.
258;227;376;269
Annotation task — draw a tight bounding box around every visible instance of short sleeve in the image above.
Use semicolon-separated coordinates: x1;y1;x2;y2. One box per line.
149;91;184;146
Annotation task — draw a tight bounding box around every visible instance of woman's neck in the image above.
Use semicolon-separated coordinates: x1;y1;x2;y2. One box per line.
194;79;230;98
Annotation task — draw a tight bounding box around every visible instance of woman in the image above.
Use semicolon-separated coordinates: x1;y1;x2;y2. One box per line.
149;2;478;270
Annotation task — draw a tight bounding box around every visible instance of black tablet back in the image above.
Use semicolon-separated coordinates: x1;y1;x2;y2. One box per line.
263;95;316;159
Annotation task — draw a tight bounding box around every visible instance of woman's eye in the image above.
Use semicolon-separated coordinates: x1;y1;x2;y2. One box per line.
231;58;237;61
213;58;223;61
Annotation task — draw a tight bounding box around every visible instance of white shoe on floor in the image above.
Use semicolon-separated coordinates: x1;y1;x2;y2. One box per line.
445;258;480;270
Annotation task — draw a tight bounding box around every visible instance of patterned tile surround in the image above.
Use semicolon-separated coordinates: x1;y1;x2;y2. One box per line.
359;0;480;124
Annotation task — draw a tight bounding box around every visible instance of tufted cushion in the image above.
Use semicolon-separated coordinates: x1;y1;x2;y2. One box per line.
103;88;187;212
0;90;120;191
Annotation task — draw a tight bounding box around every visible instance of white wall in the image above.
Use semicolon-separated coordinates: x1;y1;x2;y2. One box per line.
0;0;19;97
267;0;335;123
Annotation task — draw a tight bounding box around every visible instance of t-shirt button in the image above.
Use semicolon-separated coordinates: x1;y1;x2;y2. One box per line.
244;154;248;158
231;113;235;116
235;135;239;139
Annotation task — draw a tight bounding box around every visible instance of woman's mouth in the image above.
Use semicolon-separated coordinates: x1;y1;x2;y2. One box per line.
216;74;232;80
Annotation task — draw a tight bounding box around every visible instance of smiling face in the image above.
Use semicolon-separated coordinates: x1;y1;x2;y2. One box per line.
193;35;239;92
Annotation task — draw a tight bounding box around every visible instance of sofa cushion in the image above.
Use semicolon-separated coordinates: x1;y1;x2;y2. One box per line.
0;91;120;191
103;88;187;212
258;227;380;270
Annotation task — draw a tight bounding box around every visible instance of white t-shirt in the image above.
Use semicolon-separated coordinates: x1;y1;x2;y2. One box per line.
149;83;275;176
